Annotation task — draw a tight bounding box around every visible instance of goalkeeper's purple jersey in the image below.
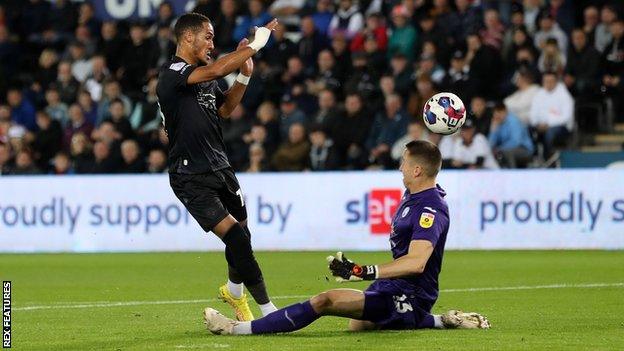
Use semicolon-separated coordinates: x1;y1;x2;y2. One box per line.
388;184;449;304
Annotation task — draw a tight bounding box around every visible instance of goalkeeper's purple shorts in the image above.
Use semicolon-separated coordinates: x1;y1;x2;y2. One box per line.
362;279;434;330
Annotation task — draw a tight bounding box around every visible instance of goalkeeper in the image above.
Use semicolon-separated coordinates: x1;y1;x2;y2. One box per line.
203;140;490;334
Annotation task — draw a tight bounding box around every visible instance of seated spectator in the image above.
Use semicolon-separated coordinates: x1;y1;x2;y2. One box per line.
308;125;340;171
243;123;275;159
90;141;119;174
407;76;438;118
64;104;94;151
269;0;305;28
328;0;363;40
33;111;62;171
10;149;41;175
350;13;388;53
330;33;352;76
222;105;251;170
70;132;94;174
212;0;238;54
448;119;499;169
480;8;505;51
67;41;91;83
602;19;624;123
343;52;377;100
416;53;446;88
529;71;574;159
310;89;338;128
389;54;414;101
306;50;342;96
56;61;81;105
418;15;450;65
147;149;168;173
363;33;387;78
466;33;504;100
233;0;272;42
326;93;372;170
564;28;602;100
489;103;535;168
534;10;568;52
104;98;134;140
391;121;430;161
84;55;110;102
264;22;297;69
77;90;98;127
97;79;133;125
595;4;618;53
52;152;73;175
121;23;157;100
538;38;566;75
278;94;307;141
33;49;59;93
442;50;475;102
98;21;126;74
523;0;542;35
7;88;36;132
298;17;330;70
583;6;599;48
130;77;161;135
387;5;417;61
44;87;69;127
366;94;409;169
272;123;310;171
245;143;270;173
311;0;333;37
448;0;482;45
119;139;145;173
504;68;540;125
0;142;13;175
255;101;281;151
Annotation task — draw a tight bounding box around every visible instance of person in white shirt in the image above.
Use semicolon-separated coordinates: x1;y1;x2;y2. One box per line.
529;71;574;159
504;68;540;125
448;119;499;169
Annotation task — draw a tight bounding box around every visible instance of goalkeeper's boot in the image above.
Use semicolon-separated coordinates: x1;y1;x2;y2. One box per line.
441;310;491;329
203;307;237;335
218;284;255;321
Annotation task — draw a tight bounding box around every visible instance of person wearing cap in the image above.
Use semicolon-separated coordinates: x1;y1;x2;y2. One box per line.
534;9;568;52
388;4;417;61
448;118;499;169
489;102;534;168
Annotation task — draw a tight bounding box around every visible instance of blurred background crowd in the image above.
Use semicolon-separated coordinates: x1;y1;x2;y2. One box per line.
0;0;622;175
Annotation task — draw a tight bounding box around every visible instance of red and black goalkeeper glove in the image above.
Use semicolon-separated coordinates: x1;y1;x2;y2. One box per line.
326;252;378;282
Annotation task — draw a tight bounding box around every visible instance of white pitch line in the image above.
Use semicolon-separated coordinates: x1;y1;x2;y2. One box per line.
14;282;623;312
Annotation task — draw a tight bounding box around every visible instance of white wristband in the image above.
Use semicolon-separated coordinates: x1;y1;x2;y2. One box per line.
236;73;250;85
247;27;271;52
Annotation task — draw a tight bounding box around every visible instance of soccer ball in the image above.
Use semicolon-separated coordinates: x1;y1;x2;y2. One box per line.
422;92;467;135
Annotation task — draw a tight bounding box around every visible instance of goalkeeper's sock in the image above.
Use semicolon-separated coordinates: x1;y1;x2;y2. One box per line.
259;301;277;316
227;279;243;299
417;314;443;329
248;301;319;334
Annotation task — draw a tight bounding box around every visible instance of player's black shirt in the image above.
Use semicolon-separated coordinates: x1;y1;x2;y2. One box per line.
156;56;229;174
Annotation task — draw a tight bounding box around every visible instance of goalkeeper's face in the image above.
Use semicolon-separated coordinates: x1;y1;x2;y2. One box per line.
191;22;215;65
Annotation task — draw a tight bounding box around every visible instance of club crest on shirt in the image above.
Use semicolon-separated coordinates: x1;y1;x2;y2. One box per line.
419;212;435;228
401;207;410;218
169;62;187;72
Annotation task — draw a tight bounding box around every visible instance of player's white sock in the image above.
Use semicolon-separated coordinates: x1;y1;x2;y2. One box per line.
232;321;252;335
227;280;243;299
259;301;278;316
433;314;444;328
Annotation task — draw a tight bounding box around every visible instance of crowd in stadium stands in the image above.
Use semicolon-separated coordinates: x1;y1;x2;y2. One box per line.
0;0;622;175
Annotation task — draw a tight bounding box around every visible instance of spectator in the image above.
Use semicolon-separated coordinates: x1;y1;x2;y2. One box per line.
466;33;503;100
7;88;36;131
233;0;272;42
281;56;307;91
366;94;409;168
52;152;73;175
223;105;251;171
415;53;446;88
343;52;376;100
272;122;310;171
327;93;372;169
595;4;618;53
311;0;333;36
504;69;540;126
308;125;340;171
480;9;505;51
44;87;69;127
69;132;93;174
121;23;156;99
391;121;430;161
269;0;306;28
130;77;161;136
523;0;543;35
330;33;352;76
147;1;175;36
212;0;239;54
77;2;101;39
442;50;475;103
77;90;98;126
298;16;329;69
470;95;493;136
90;141;118;174
407;76;437;118
548;0;574;35
278;94;307;141
245;143;270;173
98;21;126;73
311;89;338;127
503;27;538;73
449;0;483;45
67;42;91;83
583;6;600;48
83;55;110;102
564;28;602;100
534;10;568;52
448;119;499;169
362;33;387;78
264;22;297;69
119;139;145;173
152;24;176;69
389;54;414;100
64;104;93;151
307;50;342;95
529;71;574;159
418;15;450;65
56;61;80;105
489;103;534;168
97;80;133;125
328;0;364;40
104;98;134;141
33;49;59;93
538;38;566;75
11;149;40;175
387;5;417;61
32;110;62;171
147;149;167;173
0;142;13;175
256;101;281;152
350;13;388;52
602;19;624;123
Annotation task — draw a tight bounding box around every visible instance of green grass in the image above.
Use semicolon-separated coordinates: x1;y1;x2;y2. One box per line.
3;251;624;350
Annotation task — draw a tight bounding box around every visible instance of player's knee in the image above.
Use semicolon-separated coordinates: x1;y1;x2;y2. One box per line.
310;292;333;314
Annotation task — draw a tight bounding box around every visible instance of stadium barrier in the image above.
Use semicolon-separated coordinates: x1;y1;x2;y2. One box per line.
1;170;623;252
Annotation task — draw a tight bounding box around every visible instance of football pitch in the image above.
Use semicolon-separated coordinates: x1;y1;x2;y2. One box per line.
3;250;623;350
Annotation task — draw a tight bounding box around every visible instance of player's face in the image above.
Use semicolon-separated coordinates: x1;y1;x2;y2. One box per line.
193;22;215;65
399;150;419;188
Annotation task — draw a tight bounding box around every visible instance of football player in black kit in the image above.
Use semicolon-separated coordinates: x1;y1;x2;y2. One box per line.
156;13;279;321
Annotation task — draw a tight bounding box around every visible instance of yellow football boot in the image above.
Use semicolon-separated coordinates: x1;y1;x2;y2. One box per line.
217;284;254;321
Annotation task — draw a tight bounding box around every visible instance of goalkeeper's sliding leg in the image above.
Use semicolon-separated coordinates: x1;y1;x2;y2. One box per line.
203;287;489;335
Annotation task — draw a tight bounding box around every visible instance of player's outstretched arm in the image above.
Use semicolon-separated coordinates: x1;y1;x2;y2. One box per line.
187;19;278;85
327;240;434;282
218;38;254;118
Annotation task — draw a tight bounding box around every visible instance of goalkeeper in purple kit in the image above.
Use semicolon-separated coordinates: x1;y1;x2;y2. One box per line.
203;140;490;334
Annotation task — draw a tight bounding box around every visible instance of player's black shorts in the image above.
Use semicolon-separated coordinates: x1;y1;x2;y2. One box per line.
169;168;247;232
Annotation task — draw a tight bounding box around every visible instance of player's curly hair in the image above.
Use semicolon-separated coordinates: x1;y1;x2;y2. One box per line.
405;140;441;178
174;13;211;41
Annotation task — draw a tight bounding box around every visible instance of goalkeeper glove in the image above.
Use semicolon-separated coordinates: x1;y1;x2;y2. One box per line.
326;252;378;282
